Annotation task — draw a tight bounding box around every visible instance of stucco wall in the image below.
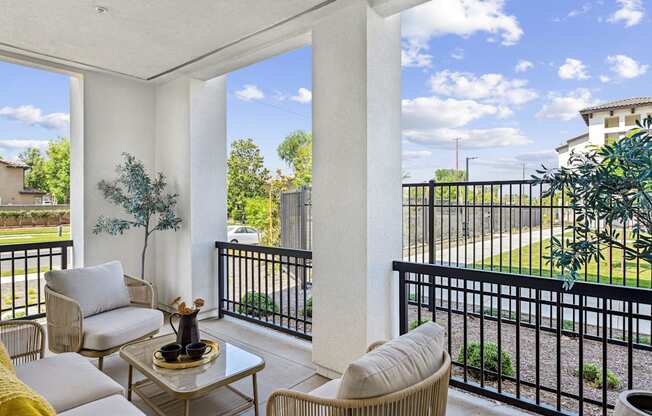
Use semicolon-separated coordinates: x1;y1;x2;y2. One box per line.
0;166;41;205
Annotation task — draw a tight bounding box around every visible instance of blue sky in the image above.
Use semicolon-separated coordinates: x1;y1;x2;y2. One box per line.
1;0;649;182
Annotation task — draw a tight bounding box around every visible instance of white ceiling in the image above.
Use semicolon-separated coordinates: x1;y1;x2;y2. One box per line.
0;0;330;80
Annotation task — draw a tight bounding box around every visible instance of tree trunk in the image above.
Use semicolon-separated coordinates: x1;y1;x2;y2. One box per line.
141;229;149;280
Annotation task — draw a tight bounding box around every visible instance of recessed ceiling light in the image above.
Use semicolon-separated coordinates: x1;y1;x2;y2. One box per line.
95;6;108;14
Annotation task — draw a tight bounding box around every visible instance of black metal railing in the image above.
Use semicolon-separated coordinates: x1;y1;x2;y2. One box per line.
402;179;651;290
0;240;73;320
395;260;652;416
216;241;312;340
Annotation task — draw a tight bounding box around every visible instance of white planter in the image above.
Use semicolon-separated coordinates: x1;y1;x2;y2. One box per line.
615;391;652;416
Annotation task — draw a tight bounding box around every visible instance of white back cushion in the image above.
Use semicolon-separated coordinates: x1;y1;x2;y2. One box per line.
45;261;131;317
337;321;446;399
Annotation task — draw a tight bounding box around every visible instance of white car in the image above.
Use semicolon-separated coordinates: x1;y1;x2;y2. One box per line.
227;225;260;244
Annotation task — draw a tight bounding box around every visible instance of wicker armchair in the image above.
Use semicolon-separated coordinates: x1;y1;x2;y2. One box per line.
0;320;45;366
45;275;160;370
266;341;451;416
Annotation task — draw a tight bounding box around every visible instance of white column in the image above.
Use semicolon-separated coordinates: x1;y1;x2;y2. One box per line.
154;76;227;313
312;1;402;376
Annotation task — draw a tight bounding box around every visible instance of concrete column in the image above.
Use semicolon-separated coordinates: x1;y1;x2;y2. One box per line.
312;1;402;376
154;76;227;313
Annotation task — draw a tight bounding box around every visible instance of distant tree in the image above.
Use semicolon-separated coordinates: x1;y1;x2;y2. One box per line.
244;172;291;246
293;142;312;188
434;168;465;182
94;153;182;280
19;147;47;191
228;139;270;222
277;130;312;168
43;138;70;204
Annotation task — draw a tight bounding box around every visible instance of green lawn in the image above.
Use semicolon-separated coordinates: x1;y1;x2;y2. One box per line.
476;236;652;288
0;226;71;245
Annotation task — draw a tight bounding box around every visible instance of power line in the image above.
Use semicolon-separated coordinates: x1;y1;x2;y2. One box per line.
228;92;311;120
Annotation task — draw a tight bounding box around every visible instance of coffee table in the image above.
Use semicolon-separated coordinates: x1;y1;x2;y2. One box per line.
120;332;265;416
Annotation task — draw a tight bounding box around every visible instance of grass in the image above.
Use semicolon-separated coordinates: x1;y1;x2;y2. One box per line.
0;225;70;245
476;235;652;288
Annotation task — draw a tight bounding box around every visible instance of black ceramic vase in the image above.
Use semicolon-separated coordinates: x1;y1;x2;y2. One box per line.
170;310;200;353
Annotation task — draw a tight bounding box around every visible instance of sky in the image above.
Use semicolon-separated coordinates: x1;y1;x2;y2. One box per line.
0;0;649;182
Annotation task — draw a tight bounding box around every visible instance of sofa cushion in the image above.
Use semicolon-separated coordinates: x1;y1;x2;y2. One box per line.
337;322;445;399
15;352;123;413
45;261;131;317
0;365;55;416
82;306;163;351
59;394;145;416
308;379;341;399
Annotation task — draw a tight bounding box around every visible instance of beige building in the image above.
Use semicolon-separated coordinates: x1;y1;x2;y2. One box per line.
556;96;652;167
0;159;46;205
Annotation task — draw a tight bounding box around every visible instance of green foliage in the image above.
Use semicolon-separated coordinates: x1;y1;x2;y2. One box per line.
293;142;312;187
19;147;47;191
93;153;182;280
534;116;652;289
228;139;270;222
458;341;514;380
576;363;620;389
301;296;313;318
243;173;291;246
277;130;312;167
563;320;575;332
238;292;279;317
18;139;70;202
409;318;431;330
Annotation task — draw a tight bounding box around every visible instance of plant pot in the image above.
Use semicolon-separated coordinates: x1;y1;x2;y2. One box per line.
615;390;652;416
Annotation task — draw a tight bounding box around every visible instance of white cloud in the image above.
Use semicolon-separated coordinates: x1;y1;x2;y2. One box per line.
0;105;69;130
402;96;508;130
429;70;538;105
513;149;558;165
451;48;465;60
401;0;523;47
401;42;433;68
0;139;48;150
606;54;648;79
290;88;312;104
235;84;264;101
402;150;432;161
608;0;644;27
599;74;612;83
515;60;534;73
568;3;592;17
403;127;530;149
536;88;599;121
558;58;590;80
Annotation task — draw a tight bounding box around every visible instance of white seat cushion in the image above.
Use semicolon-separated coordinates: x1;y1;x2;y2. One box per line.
337;322;446;399
60;394;145;416
82;306;163;351
309;379;341;399
45;261;131;317
15;352;123;413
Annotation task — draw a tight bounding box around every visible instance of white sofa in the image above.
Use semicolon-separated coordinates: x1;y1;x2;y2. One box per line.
0;320;144;415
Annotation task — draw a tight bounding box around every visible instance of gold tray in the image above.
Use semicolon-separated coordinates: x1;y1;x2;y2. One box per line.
153;339;220;369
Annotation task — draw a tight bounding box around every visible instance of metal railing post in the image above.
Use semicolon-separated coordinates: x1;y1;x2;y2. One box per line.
428;180;435;311
217;245;224;319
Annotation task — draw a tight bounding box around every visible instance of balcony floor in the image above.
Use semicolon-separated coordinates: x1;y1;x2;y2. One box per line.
48;316;532;415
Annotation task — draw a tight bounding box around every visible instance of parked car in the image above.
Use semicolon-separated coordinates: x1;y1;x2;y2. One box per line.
227;225;260;244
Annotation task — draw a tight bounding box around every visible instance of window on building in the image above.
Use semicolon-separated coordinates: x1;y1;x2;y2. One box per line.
625;114;640;126
604;116;619;128
605;133;621;145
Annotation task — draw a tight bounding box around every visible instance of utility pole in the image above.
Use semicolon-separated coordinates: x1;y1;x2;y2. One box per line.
454;137;461;172
466;156;479;181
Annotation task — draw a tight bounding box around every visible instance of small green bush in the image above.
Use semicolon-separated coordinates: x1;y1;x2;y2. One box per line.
409;318;431;330
562;320;575;331
576;363;620;389
238;292;279;317
458;341;514;380
301;296;313;318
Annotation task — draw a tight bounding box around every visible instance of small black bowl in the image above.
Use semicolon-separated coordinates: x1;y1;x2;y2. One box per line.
186;342;212;360
155;343;182;362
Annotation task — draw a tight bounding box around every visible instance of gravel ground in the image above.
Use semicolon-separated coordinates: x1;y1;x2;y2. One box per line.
409;304;652;416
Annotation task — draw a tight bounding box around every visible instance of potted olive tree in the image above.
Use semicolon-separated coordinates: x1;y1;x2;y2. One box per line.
535;116;652;415
93;153;182;281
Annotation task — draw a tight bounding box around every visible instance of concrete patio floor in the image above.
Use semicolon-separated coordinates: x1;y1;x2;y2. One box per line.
48;316;532;415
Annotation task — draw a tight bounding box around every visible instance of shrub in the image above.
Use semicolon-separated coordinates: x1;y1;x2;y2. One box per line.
300;296;313;318
409;318;431;330
238;292;279;317
576;363;620;389
458;341;514;380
